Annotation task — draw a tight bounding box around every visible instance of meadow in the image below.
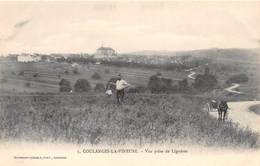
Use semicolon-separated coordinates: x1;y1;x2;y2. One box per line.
0;61;187;93
0;93;258;148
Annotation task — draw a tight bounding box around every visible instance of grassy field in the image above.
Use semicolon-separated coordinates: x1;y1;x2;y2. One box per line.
0;61;187;93
0;59;259;99
0;93;258;148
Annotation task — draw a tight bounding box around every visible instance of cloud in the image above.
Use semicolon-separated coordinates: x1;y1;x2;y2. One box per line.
0;19;30;42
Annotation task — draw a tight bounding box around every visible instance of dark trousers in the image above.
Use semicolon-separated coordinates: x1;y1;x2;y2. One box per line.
116;89;125;104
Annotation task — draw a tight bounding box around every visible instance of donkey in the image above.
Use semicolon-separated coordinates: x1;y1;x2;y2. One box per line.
218;101;229;121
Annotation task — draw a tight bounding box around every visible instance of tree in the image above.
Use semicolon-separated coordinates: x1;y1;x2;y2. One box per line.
226;73;249;85
74;79;91;92
178;78;188;90
94;83;105;92
25;82;31;87
73;68;79;74
59;79;72;92
91;72;101;80
104;69;110;74
147;75;172;93
193;67;218;91
194;74;217;91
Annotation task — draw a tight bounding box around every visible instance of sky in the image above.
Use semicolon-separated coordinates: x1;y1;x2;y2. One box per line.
0;1;259;54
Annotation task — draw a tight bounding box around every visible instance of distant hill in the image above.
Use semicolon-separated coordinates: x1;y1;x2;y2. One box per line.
127;50;177;56
126;48;260;63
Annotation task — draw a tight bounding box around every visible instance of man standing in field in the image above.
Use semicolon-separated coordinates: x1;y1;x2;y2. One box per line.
115;74;131;105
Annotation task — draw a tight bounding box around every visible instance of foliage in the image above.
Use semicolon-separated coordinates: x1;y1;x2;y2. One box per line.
73;68;79;74
64;70;69;75
104;69;110;74
74;79;91;92
91;72;101;80
147;75;172;93
25;82;31;87
177;78;189;91
193;68;218;91
18;71;24;76
1;78;7;83
59;79;72;92
226;73;249;84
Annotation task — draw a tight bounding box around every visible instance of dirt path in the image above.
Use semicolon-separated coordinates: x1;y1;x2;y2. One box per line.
187;71;196;79
224;83;243;94
209;101;260;133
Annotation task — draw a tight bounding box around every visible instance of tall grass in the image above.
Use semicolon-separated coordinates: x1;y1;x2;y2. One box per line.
0;94;258;148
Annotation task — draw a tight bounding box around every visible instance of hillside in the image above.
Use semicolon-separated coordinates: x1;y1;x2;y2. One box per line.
127;48;260;63
0;93;258;148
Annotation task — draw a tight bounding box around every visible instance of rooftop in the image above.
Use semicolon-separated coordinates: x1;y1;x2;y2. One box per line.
97;47;115;51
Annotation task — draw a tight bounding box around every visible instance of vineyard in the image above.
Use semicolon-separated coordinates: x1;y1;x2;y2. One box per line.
0;93;258;148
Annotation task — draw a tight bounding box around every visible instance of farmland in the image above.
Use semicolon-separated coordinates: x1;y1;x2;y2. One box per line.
0;57;259;100
0;51;259;148
0;61;187;93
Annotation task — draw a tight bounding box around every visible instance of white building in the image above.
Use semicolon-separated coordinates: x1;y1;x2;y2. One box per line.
95;46;116;58
17;54;41;62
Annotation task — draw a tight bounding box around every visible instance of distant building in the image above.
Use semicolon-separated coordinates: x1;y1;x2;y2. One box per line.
95;46;116;58
17;54;41;62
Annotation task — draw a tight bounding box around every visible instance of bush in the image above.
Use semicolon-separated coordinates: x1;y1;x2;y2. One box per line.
94;83;105;92
18;71;24;76
177;78;189;91
91;72;101;80
226;73;249;84
64;70;69;75
127;86;146;93
147;75;172;93
25;82;31;87
33;73;39;78
59;79;72;92
104;69;110;74
74;79;91;92
73;68;79;74
194;74;217;91
1;78;7;83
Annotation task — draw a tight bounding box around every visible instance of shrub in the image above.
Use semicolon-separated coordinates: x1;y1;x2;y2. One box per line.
18;71;24;76
178;78;189;91
94;83;105;92
73;68;79;74
64;70;69;75
59;79;72;92
1;78;7;83
194;74;217;91
33;73;39;78
226;73;249;84
25;82;31;87
147;75;172;93
74;79;91;92
91;72;101;80
193;68;217;91
104;69;110;74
